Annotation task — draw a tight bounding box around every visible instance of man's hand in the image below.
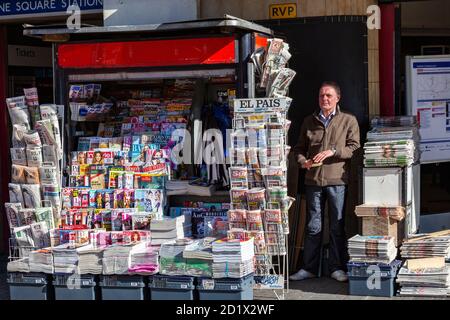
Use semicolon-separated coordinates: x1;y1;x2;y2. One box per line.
313;150;334;163
301;159;313;170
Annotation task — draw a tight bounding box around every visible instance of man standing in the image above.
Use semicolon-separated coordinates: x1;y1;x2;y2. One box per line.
290;81;360;282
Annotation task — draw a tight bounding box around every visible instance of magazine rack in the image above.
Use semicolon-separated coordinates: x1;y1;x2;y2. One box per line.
229;97;293;300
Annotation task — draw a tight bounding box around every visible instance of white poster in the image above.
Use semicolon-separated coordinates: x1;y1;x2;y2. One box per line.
406;55;450;163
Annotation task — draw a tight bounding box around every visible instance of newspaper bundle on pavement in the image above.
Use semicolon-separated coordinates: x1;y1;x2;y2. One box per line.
348;235;398;264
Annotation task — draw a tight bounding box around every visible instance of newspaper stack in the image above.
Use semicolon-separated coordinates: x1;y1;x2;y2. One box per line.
166;180;189;196
354;205;406;221
128;242;159;275
183;238;215;277
159;238;193;275
401;235;450;260
150;215;192;246
348;235;398;264
365;116;420;167
29;248;54;273
7;259;30;273
363;139;415;167
212;238;254;278
102;244;134;275
397;258;450;297
52;244;79;273
77;245;104;274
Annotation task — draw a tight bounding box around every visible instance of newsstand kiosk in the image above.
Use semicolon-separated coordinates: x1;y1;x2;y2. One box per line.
20;17;292;300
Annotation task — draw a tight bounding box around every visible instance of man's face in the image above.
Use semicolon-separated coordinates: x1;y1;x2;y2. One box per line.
318;86;340;113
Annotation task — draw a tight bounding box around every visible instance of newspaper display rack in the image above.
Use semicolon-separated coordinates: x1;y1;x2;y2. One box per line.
229;96;294;299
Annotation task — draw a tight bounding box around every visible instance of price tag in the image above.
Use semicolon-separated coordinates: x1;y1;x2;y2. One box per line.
202;279;215;290
181;284;188;289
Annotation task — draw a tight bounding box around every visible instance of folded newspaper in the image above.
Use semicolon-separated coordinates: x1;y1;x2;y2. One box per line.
348;235;397;264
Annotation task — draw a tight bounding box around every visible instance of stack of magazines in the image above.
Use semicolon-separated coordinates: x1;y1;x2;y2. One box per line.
401;235;450;259
77;245;104;274
102;244;134;275
212;238;254;278
150;215;192;246
52;244;79;273
364;116;419;167
348;235;398;264
128;242;159;275
397;258;450;297
183;238;215;277
29;248;54;273
7;258;30;273
159;238;193;275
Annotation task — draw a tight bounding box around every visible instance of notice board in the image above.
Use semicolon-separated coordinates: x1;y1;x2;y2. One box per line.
406;55;450;163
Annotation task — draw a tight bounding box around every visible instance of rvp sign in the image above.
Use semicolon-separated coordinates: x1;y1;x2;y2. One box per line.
269;3;297;19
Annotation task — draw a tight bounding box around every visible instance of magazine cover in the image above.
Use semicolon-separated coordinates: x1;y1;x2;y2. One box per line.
134;189;163;215
111;210;123;231
246;210;264;231
134;173;165;189
204;211;228;238
229;167;249;188
100;210;112;231
123;190;134;209
230;188;248;210
191;209;207;239
121;209;136;231
90;166;106;190
247;188;266;210
132;212;152;230
110;231;124;244
103;191;115;209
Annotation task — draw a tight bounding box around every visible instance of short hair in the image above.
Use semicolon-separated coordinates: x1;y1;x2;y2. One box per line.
320;81;341;97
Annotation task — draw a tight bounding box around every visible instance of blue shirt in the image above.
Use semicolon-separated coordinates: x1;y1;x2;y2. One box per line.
319;108;336;128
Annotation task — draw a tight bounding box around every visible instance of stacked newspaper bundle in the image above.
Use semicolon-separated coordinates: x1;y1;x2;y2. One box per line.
128;242;159;275
52;244;79;273
77;245;104;274
212;238;254;278
397;257;450;297
363;139;415;167
364;116;420;167
183;237;215;277
29;248;54;273
354;205;405;221
102;244;134;275
7;258;30;273
348;235;397;264
165;180;189;196
401;235;450;260
150;215;192;246
159;238;193;275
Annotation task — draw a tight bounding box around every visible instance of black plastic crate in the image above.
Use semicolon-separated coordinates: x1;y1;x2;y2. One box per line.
99;275;148;300
53;274;97;300
197;274;254;300
149;275;195;300
7;272;53;300
347;260;402;297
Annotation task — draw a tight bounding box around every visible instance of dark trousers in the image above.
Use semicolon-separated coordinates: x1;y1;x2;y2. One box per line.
302;185;348;275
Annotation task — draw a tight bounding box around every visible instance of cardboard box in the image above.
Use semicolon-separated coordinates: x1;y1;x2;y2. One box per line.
362;215;405;246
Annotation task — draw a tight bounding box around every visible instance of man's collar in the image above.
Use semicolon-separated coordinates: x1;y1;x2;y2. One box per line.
319;107;337;119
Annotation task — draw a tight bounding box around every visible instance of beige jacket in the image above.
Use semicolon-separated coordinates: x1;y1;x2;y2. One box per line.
292;106;360;186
